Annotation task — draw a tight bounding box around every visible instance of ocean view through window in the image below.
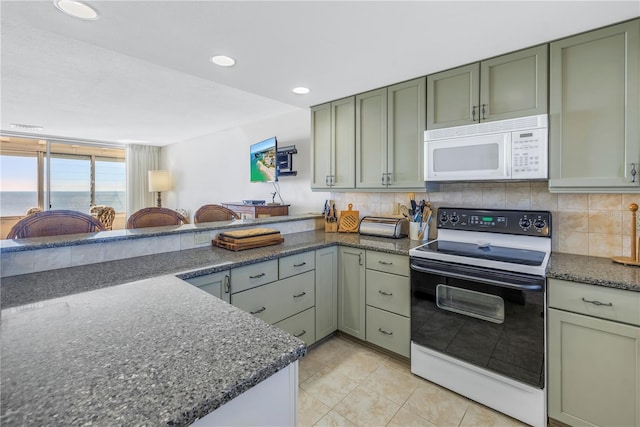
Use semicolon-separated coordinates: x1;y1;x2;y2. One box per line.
0;136;126;218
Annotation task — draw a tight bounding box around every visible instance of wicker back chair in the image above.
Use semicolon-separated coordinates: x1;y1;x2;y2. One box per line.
90;205;116;231
126;207;187;229
6;210;106;239
25;207;43;215
193;204;240;224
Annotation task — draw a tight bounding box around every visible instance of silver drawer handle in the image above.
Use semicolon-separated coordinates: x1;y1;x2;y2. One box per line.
293;291;306;298
378;260;393;265
293;262;306;267
582;297;613;307
249;273;266;279
378;290;393;296
378;328;393;335
294;330;306;338
250;306;266;314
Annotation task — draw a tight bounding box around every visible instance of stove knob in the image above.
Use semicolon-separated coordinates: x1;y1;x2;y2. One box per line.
439;213;449;223
519;218;531;229
534;219;547;230
450;214;459;224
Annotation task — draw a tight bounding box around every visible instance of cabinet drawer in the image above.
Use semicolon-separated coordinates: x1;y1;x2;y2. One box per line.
366;306;410;357
548;279;640;326
274;307;316;346
279;251;315;279
230;259;278;294
366;251;408;276
231;271;315;324
365;270;410;316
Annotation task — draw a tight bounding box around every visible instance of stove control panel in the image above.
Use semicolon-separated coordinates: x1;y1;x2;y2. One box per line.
437;207;551;237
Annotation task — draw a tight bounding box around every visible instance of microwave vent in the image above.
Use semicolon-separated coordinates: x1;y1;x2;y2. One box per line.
425;114;548;141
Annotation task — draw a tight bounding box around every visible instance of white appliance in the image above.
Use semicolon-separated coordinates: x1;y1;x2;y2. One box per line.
424;114;548;182
409;207;552;427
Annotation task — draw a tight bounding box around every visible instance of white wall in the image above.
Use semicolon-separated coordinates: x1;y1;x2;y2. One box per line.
160;109;330;219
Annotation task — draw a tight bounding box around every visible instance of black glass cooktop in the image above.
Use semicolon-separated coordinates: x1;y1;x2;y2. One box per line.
414;240;546;266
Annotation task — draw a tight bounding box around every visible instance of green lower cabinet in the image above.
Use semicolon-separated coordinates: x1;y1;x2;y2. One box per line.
274;307;316;346
365;306;410;357
338;247;366;340
184;271;231;303
315;246;338;341
548;308;640;427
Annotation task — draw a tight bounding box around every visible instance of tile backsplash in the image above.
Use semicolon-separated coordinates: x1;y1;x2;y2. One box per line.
331;182;640;258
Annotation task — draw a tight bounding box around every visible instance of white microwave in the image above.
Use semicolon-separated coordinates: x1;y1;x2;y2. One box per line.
424;115;548;182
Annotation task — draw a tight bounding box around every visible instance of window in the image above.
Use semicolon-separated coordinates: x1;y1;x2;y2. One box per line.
0;136;126;217
0;152;39;217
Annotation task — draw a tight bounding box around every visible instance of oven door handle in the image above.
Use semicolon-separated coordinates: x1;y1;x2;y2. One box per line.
410;264;543;291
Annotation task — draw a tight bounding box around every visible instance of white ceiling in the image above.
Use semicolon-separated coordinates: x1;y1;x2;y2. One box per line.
1;1;639;146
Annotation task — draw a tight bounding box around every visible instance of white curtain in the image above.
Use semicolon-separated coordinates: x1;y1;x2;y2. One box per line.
126;144;160;217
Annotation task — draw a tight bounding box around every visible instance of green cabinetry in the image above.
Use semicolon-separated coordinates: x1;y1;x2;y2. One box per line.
427;44;548;129
310;97;355;189
315;246;338;341
184;270;231;303
549;19;640;192
547;278;640;427
338;246;366;340
355;77;426;189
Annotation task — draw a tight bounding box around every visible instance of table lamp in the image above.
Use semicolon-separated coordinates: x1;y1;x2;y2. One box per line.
148;170;170;207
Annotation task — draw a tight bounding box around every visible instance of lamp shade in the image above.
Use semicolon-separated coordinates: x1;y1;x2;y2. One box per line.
148;170;171;192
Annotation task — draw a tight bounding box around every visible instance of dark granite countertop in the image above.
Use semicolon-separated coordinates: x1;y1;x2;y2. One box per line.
0;214;321;253
0;275;306;426
0;230;418;309
547;252;640;292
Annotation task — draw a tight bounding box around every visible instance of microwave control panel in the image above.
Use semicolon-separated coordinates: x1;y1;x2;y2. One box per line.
511;128;548;180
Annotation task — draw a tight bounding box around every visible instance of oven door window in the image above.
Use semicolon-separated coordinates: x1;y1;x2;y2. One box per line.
436;284;505;324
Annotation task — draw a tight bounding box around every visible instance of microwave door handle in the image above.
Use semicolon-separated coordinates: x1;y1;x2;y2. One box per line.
504;134;512;178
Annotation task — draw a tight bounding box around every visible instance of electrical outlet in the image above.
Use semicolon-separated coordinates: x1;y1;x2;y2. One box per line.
194;232;210;245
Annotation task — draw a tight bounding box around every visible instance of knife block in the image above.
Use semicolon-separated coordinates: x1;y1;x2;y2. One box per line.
612;203;640;267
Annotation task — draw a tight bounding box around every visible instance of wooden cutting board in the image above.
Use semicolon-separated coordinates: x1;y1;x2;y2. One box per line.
338;203;359;233
213;233;284;251
218;228;280;239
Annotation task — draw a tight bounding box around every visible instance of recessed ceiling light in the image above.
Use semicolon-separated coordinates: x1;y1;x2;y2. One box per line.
292;87;310;95
10;123;44;131
53;0;99;20
211;55;236;67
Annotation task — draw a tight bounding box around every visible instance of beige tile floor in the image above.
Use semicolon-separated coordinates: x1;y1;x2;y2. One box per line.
298;334;529;427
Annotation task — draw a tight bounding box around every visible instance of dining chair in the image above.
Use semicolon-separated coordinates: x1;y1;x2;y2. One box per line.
90;205;116;230
193;204;240;224
126;207;187;229
6;210;106;239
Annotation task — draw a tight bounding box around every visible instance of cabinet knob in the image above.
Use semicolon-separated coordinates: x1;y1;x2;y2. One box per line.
249;272;266;279
631;163;637;183
293;291;307;298
481;104;487;120
581;297;612;307
378;328;393;335
472;105;477;121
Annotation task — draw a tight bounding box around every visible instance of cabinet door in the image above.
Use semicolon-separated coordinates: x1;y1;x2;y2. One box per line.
427;63;480;129
185;271;230;304
387;77;426;188
338;246;366;340
331;97;356;189
548;308;640;427
315;246;338;341
549;19;640;192
355;88;388;188
480;44;548;122
310;103;332;189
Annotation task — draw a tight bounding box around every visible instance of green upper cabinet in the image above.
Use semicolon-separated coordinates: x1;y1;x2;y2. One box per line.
427;45;548;129
310;97;355;190
549;19;640;193
355;77;426;190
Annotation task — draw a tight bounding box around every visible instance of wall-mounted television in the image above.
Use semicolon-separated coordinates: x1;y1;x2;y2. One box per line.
250;136;278;182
